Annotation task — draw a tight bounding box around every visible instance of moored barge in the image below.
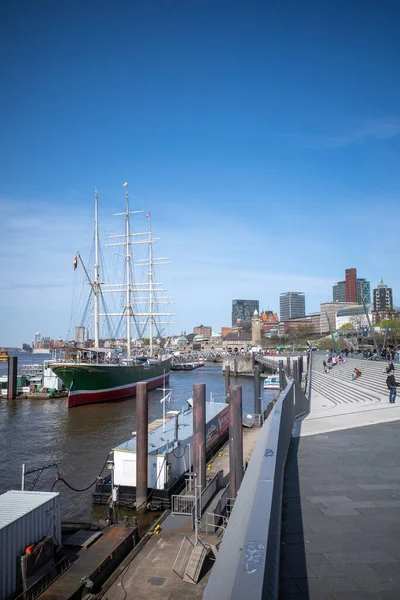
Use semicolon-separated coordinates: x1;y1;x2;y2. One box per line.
93;400;229;510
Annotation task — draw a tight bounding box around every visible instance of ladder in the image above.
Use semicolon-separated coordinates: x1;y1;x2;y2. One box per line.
183;541;208;584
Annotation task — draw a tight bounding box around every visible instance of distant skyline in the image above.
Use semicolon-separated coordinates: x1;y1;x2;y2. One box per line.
1;1;399;345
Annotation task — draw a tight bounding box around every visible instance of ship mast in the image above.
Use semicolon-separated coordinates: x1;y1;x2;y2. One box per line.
94;189;100;347
124;183;132;358
148;215;154;357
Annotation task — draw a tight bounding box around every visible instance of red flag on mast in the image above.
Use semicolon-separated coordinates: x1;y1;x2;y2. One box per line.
146;212;150;217
73;256;78;270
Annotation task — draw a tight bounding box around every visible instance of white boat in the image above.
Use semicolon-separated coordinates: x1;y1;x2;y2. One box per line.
93;400;230;510
263;375;280;390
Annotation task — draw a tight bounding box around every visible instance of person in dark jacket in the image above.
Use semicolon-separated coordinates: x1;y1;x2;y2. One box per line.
386;372;399;403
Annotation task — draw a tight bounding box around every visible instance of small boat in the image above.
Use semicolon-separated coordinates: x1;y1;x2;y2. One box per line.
263;375;280;390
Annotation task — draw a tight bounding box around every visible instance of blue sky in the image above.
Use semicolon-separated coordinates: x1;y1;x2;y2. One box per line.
1;0;399;346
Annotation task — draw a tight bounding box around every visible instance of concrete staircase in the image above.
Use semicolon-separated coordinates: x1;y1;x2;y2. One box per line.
312;354;394;401
311;370;381;406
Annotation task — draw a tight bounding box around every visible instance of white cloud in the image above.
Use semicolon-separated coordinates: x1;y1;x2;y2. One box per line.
292;117;400;149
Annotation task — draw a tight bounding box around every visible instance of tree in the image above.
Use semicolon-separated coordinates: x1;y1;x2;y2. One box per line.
339;323;354;330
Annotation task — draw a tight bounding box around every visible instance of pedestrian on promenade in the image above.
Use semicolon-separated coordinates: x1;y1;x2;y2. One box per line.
351;368;361;381
386;371;399;403
387;360;395;374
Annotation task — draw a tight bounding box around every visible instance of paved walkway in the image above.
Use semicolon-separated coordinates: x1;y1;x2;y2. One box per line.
280;354;400;599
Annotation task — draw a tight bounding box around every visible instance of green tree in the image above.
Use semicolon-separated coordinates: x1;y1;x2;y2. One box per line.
339;323;354;330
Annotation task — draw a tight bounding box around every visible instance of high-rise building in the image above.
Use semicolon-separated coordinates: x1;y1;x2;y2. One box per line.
333;281;346;302
333;269;370;305
345;268;357;302
75;326;88;344
373;280;393;311
232;299;259;326
280;292;306;321
34;332;41;348
357;278;371;305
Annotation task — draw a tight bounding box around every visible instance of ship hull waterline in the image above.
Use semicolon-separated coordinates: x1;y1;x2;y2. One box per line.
51;359;171;408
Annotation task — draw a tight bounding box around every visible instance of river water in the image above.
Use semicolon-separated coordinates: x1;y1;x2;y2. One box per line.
0;351;275;520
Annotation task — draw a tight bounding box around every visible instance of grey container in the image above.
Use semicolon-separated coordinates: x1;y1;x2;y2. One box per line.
0;490;61;600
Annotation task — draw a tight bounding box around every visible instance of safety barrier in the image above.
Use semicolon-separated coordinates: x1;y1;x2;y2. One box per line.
203;352;311;600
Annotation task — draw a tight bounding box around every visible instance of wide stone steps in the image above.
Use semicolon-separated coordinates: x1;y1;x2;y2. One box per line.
312;355;393;399
311;371;381;406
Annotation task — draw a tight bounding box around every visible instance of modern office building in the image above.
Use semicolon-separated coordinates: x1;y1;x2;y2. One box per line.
357;278;371;305
75;326;88;344
345;268;357;303
232;300;259;326
373;280;393;311
33;332;41;348
333;269;370;305
280;292;305;321
333;281;346;302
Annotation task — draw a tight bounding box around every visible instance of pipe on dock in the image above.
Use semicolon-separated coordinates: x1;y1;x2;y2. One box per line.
7;356;17;400
286;356;291;376
293;359;298;383
279;360;285;390
174;412;179;441
229;385;243;499
253;364;261;414
136;382;148;514
224;364;231;402
193;383;207;492
299;356;304;382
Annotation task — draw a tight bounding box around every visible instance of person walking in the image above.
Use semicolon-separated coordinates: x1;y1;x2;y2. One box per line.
386;371;399;404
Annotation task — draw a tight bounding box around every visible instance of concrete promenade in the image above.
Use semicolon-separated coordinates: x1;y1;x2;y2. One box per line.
280;354;400;599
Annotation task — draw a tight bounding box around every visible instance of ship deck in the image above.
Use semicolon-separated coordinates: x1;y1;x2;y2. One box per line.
113;401;228;455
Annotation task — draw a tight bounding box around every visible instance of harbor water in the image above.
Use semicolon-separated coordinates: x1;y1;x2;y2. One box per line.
0;352;276;520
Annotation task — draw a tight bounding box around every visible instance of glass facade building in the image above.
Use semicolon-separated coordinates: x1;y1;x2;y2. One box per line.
232;299;259;326
333;281;346;302
280;292;306;321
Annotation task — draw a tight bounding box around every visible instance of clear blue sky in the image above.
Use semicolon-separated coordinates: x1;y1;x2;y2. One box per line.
1;0;399;346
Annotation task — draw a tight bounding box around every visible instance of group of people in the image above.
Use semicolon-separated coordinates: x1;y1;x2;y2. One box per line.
323;352;346;374
322;350;399;404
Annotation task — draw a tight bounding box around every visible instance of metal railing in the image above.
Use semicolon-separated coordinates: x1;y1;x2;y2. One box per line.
205;512;228;535
171;494;195;516
172;535;194;578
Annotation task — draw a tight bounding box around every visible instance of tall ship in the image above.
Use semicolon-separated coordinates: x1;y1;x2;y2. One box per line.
51;184;175;408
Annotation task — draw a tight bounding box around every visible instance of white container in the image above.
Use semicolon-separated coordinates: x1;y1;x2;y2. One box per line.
0;490;61;600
